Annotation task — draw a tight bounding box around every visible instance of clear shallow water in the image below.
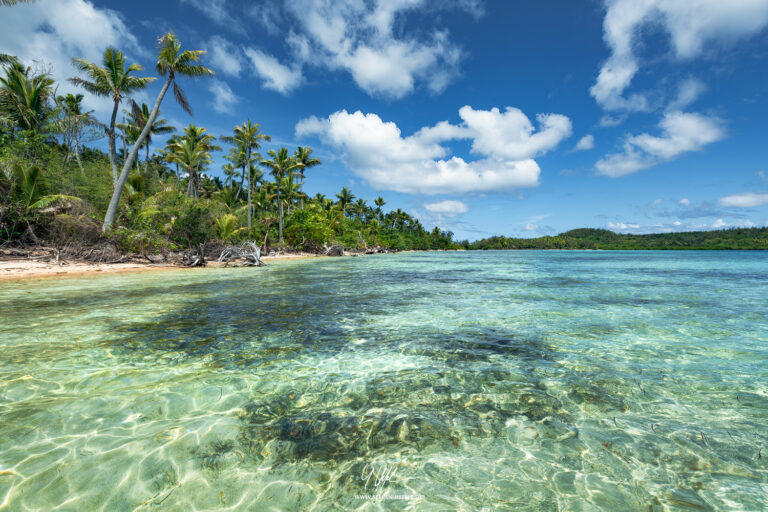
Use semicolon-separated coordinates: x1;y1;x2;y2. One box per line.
0;251;767;511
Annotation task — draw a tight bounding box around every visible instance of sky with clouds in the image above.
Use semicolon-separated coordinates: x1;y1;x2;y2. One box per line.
2;0;768;240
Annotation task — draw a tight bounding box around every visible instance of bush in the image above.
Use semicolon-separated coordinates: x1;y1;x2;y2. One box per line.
285;207;334;250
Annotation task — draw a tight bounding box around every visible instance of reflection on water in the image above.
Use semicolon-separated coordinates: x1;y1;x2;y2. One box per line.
1;251;767;510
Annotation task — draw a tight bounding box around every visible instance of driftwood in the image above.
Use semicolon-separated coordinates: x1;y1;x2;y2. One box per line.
182;244;206;267
217;241;264;267
325;244;345;257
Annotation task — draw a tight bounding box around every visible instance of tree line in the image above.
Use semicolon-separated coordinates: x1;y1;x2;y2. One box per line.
469;228;768;250
0;29;458;253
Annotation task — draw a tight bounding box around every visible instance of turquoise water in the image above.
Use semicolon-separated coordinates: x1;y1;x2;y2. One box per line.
1;251;767;511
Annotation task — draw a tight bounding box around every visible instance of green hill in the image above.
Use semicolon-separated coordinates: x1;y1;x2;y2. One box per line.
468;227;768;250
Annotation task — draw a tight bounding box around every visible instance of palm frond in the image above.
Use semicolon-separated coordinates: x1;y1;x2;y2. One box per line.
173;81;193;115
29;194;81;210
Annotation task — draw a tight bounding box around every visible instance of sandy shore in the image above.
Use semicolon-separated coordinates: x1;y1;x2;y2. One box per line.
0;252;327;282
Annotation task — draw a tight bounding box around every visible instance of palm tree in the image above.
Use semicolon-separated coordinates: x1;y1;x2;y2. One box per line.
70;47;154;187
9;162;80;241
281;173;306;216
1;0;38;5
335;186;355;214
293;146;320;208
223;145;244;192
102;33;214;231
353;198;367;222
222;120;270;230
158;134;183;184
170;124;219;197
374;196;386;219
127;100;175;168
0;57;55;135
221;162;237;191
261;148;299;244
215;213;245;242
52;93;100;176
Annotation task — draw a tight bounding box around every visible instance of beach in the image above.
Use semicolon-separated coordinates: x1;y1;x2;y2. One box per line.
0;251;326;281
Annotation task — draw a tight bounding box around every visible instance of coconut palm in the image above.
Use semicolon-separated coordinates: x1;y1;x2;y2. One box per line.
353;198;367;222
11;162;80;211
215;213;245;242
127;100;175;168
221;120;270;230
169;124;219;197
70;47;154;186
158;134;183;184
221;162;238;191
52;93;101;176
0;57;55;135
374;196;386;218
1;0;38;5
293;146;320;208
102;32;214;231
335;186;355;214
261;148;299;244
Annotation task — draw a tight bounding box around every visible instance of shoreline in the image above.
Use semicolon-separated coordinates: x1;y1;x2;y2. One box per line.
0;252;329;282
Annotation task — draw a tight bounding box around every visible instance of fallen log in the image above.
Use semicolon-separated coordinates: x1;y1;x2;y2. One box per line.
217;242;264;267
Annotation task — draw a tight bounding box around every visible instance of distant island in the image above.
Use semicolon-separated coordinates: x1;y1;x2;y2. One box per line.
467;227;768;251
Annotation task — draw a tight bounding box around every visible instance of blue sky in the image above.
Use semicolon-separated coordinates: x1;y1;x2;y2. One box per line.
2;0;768;240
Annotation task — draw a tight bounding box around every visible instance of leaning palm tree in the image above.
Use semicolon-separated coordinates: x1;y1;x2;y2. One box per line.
293;146;320;208
101;32;214;231
261;148;300;244
70;48;154;186
1;0;38;5
221;120;270;230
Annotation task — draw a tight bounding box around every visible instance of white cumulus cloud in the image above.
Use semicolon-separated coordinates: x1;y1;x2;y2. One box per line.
0;0;142;115
595;111;725;177
424;200;469;216
574;134;595;151
245;48;303;94
679;198;691;206
296;106;571;195
240;0;473;99
592;0;768;111
207;36;243;77
208;79;238;114
718;192;768;207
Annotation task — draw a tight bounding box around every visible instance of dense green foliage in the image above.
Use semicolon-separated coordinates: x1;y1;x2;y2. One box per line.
469;227;768;250
0;45;456;252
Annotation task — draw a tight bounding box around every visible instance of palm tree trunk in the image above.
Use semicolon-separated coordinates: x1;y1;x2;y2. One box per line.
276;182;284;244
239;163;246;198
107;99;120;187
103;76;173;231
299;172;304;209
246;148;252;230
74;140;85;177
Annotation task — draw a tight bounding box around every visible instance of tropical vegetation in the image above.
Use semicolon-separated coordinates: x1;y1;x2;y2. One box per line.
469;228;768;250
0;31;457;254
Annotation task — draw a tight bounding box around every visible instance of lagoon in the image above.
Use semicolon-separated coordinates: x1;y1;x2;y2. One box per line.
1;251;767;510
